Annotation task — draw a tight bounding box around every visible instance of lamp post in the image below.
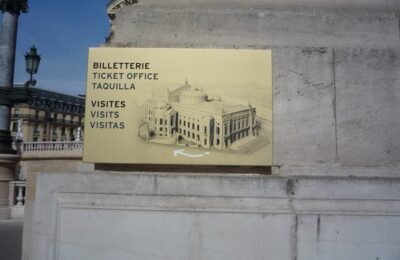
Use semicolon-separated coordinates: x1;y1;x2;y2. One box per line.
24;45;41;87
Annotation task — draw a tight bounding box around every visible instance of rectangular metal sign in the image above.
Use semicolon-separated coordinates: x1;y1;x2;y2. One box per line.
83;48;272;166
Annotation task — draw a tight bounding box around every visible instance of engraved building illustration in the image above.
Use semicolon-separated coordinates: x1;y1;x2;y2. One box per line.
140;81;258;151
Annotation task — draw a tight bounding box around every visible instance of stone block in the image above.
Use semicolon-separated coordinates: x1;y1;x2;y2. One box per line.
293;177;400;201
272;47;336;165
28;172;298;260
154;174;288;197
110;6;400;168
57;208;293;260
130;0;400;11
279;165;400;178
335;48;400;166
112;6;400;48
23;171;400;260
297;215;400;260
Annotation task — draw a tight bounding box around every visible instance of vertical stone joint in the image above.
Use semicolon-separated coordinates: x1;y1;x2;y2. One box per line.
316;214;321;240
332;48;338;164
291;215;298;260
398;12;400;38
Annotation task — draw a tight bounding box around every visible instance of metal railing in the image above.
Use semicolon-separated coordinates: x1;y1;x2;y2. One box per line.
22;141;83;152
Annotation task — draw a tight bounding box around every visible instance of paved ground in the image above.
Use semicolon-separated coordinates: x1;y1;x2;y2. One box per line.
0;220;23;260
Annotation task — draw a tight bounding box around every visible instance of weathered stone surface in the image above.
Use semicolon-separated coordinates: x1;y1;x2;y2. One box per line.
112;6;400;48
335;48;400;166
23;171;400;260
130;0;400;10
58;208;293;260
273;47;336;165
293;177;400;201
298;215;400;260
109;4;400;169
279;165;400;178
20;159;93;180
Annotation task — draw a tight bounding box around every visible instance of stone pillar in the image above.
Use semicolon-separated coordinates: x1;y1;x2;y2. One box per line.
0;10;18;155
0;0;29;219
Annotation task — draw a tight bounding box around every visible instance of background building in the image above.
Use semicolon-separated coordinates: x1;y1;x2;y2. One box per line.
9;84;85;143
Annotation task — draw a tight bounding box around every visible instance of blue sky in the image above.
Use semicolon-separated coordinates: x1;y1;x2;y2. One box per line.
1;0;110;95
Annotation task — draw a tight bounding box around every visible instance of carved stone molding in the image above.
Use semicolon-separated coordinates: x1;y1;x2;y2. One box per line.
106;0;137;20
0;0;29;14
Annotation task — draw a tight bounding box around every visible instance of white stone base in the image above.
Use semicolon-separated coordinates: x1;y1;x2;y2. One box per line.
22;171;400;260
10;205;24;219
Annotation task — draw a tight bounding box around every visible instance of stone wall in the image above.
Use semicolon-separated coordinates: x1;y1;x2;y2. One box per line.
26;171;400;260
23;1;400;259
109;2;400;170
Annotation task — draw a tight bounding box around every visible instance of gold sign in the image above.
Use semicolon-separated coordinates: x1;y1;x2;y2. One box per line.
83;48;272;166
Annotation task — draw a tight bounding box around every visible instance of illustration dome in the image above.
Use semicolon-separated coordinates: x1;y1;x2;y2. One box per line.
179;87;207;105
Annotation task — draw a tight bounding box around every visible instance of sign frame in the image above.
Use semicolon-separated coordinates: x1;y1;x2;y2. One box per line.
83;48;272;166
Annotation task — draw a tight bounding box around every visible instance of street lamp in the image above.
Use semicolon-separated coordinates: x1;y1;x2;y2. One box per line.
24;45;41;87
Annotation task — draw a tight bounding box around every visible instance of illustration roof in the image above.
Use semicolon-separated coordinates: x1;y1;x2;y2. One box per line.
172;100;251;116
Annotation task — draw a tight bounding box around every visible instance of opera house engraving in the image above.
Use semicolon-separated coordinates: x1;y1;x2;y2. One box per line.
139;81;268;153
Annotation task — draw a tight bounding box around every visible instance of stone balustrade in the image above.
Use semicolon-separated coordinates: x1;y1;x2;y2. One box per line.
7;141;86;219
9;180;26;219
22;141;83;153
